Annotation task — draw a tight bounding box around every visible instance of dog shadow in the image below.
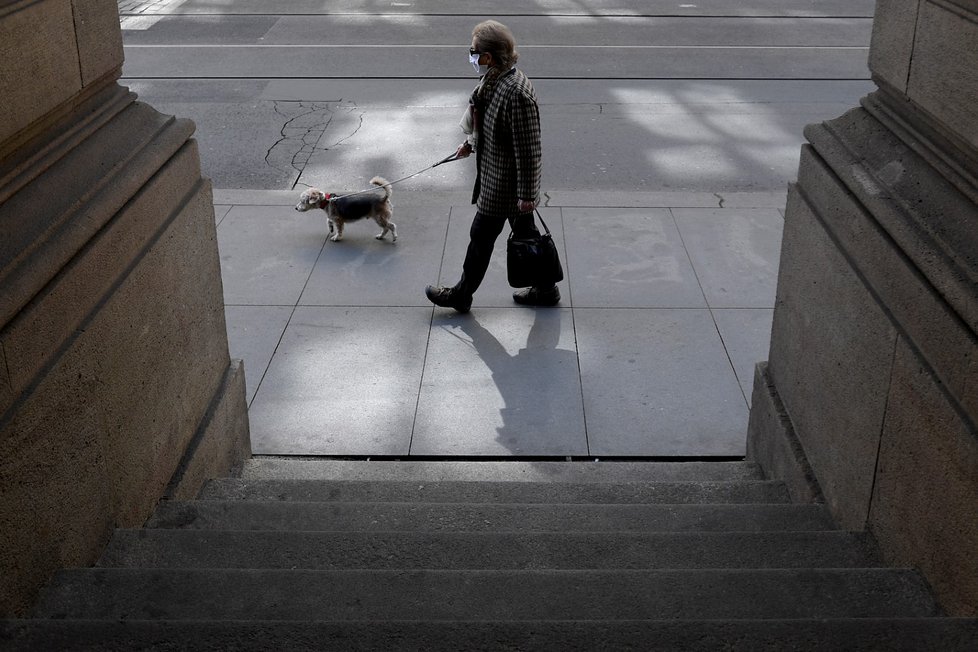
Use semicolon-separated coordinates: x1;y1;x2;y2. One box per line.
320;233;402;271
454;309;576;456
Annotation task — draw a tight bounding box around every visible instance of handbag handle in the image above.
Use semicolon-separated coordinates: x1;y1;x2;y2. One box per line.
533;209;552;235
509;209;550;235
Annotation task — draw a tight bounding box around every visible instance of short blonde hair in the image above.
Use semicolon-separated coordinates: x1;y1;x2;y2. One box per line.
472;20;519;69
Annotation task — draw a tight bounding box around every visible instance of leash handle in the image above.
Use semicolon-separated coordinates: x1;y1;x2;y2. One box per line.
432;152;462;167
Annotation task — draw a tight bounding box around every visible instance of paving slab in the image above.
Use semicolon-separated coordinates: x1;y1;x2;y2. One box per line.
562;208;705;308
544;190;789;209
224;305;294;404
298;205;450;307
216;205;325;305
214;204;232;225
213;192;776;457
575;308;748;456
247;306;432;455
672;207;784;308
713;308;775;404
412;308;587;456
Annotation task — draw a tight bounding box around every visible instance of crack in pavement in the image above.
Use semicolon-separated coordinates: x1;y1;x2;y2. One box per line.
260;101;362;190
327;112;365;151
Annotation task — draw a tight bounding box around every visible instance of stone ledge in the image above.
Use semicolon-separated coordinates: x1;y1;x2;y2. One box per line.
863;88;978;205
164;359;251;502
0;101;196;327
746;362;824;505
0;81;132;192
804;109;977;420
0;141;205;415
807;108;978;314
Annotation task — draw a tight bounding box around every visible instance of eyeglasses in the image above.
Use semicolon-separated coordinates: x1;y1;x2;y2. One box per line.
468;48;480;56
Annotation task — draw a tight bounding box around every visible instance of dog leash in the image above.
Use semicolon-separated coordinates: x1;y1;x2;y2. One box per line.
329;152;463;202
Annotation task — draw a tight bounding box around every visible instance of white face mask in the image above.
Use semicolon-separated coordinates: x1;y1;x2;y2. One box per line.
469;52;488;75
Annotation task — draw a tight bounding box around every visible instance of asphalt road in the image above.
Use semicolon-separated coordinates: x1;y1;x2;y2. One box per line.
118;0;876;193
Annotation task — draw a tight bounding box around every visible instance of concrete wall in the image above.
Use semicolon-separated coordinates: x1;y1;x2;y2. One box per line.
0;0;250;615
749;0;978;616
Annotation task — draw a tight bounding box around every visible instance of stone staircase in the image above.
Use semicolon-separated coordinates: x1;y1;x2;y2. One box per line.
4;458;977;650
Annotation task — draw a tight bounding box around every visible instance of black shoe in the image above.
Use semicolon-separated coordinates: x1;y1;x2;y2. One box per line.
513;285;560;307
425;285;472;313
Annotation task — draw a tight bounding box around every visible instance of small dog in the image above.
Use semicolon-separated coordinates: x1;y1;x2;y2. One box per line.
294;176;396;242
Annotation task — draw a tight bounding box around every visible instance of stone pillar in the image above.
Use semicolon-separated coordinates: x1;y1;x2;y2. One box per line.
0;0;250;615
747;0;977;615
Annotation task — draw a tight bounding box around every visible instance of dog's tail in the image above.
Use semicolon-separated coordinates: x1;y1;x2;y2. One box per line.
370;176;392;201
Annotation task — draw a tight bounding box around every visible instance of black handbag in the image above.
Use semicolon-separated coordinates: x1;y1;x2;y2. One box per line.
506;210;564;288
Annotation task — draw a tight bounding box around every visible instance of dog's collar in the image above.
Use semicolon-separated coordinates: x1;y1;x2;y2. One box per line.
318;193;334;209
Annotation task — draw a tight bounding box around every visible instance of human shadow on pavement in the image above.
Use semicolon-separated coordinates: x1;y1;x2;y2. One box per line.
452;308;586;457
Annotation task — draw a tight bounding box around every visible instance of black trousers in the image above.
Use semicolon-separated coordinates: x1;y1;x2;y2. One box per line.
454;211;540;297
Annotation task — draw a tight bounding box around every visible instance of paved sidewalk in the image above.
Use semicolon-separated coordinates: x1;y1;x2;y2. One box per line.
215;189;784;458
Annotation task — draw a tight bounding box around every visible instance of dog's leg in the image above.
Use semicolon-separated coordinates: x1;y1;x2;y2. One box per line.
332;220;344;242
327;218;336;240
374;218;390;241
374;212;396;242
387;203;396;242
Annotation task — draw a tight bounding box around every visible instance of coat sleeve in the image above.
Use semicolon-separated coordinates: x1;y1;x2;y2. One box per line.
509;89;542;203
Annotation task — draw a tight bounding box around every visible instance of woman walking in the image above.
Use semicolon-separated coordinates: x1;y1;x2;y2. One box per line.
425;20;559;313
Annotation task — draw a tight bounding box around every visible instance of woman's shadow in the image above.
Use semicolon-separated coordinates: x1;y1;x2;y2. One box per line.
449;309;583;456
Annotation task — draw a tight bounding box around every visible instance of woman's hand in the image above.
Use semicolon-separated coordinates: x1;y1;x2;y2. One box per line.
517;199;536;213
456;142;473;158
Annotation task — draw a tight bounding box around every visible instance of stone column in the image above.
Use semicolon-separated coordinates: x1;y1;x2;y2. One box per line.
0;0;250;615
747;0;977;615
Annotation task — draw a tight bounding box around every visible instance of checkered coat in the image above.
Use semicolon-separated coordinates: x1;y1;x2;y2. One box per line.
471;68;542;217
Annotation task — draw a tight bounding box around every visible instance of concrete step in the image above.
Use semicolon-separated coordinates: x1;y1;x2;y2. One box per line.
239;458;765;483
147;500;836;532
97;529;881;570
199;478;790;504
6;618;978;652
34;568;941;621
